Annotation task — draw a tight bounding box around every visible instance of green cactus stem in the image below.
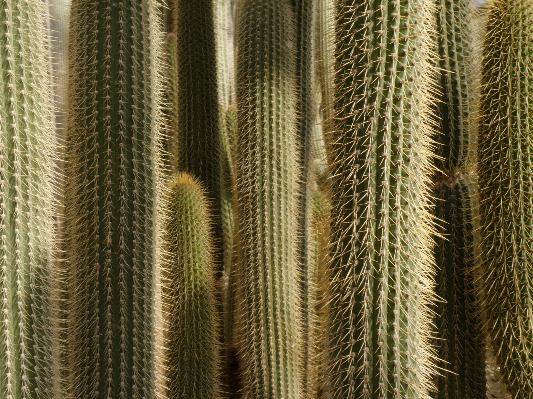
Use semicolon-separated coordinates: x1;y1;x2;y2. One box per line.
433;182;486;399
64;1;164;398
328;0;437;397
432;0;486;397
477;0;533;396
164;173;220;399
233;1;301;398
0;2;57;398
172;0;224;275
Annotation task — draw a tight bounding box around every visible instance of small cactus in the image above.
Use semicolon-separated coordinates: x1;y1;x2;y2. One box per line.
64;1;164;397
233;0;302;397
477;0;533;396
163;173;220;399
328;0;437;397
0;2;57;398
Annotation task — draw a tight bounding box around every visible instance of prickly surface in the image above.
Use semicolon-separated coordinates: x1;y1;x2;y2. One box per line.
172;0;223;275
234;1;301;398
164;173;220;399
477;0;533;397
0;2;57;398
65;1;164;398
328;0;437;398
433;182;486;399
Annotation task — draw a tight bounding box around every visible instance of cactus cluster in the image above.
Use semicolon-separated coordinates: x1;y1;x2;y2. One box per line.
5;0;533;398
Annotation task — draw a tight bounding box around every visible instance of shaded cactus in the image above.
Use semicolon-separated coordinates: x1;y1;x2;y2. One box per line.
328;0;437;398
476;0;533;396
432;0;486;397
172;0;224;275
64;1;164;398
0;2;57;398
166;32;179;171
233;0;301;398
433;182;486;399
163;173;220;399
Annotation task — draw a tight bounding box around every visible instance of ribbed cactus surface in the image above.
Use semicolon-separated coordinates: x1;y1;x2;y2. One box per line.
64;1;163;398
433;183;486;399
432;0;486;397
0;2;56;398
164;173;219;399
477;0;533;396
328;0;436;398
234;1;301;398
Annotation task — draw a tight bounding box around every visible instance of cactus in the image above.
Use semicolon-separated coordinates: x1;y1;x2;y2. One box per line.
172;0;224;275
64;1;164;398
0;2;57;398
477;0;533;396
431;0;486;397
328;0;437;398
433;182;486;399
233;1;301;398
306;189;331;399
163;173;220;399
166;32;179;171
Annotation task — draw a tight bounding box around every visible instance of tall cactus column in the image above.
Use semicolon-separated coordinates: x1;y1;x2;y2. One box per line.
477;0;533;397
0;2;57;398
328;0;436;398
432;0;486;397
64;1;164;398
234;1;301;398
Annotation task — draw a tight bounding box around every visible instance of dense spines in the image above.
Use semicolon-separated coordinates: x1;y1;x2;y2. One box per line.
0;2;57;398
172;0;223;275
234;1;301;398
433;182;486;399
477;0;533;397
164;173;220;399
65;1;164;398
432;0;486;397
328;0;436;398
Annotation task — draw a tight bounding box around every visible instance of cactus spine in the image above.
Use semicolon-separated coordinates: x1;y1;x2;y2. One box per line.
328;0;436;398
64;1;164;398
0;2;57;398
477;0;533;396
164;173;220;399
432;0;486;397
234;1;301;398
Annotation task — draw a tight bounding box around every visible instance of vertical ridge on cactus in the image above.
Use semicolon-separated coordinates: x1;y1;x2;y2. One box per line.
477;0;533;396
234;0;302;397
163;173;220;399
328;0;437;397
64;1;164;397
0;2;57;398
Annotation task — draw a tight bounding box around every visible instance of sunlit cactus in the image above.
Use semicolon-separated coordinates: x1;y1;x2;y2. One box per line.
64;1;164;398
163;173;220;399
233;0;302;398
328;0;437;397
0;2;57;398
477;0;533;397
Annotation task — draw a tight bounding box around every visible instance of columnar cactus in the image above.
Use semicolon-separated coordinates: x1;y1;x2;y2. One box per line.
0;2;57;398
477;0;533;396
432;0;486;397
64;1;164;398
328;0;436;397
234;1;301;398
163;173;220;399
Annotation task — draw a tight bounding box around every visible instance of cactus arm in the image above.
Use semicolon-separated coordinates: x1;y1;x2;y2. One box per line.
328;0;437;397
65;1;164;398
164;173;220;399
234;1;301;397
0;2;57;398
477;1;533;396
